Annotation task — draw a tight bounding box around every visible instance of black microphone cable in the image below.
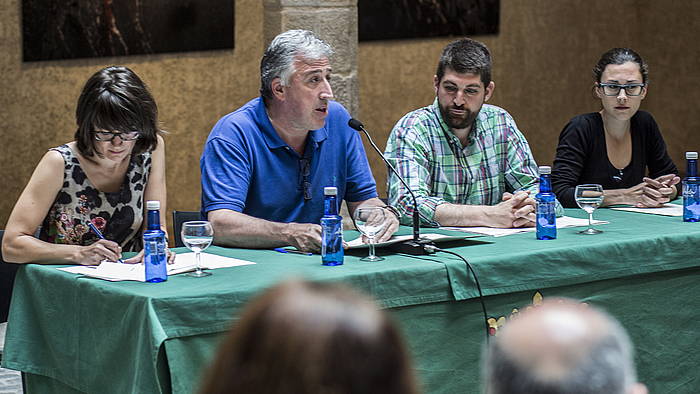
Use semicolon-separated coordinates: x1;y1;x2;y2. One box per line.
425;244;490;344
348;118;489;341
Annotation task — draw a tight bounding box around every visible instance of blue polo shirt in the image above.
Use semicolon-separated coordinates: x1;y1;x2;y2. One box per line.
200;97;378;224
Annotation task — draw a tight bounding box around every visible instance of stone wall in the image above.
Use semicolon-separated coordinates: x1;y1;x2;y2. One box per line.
2;0;699;230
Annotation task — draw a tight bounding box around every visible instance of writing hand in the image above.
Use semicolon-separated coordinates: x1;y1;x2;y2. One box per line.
76;239;122;265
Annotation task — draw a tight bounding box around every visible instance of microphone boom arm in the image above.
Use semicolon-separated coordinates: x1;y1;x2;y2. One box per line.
356;125;421;243
349;118;434;255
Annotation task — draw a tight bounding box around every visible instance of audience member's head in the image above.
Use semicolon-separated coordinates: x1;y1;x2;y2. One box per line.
199;279;420;394
259;29;333;102
483;298;647;394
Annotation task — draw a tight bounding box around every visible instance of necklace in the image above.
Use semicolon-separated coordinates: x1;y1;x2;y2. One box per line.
612;168;624;183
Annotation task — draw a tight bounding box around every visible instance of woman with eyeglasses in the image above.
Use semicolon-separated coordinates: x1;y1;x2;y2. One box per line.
552;48;679;208
2;66;173;265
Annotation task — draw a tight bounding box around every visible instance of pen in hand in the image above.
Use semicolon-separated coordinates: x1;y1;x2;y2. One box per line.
87;222;125;263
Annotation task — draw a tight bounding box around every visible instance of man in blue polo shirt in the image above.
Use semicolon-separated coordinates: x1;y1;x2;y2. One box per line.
200;30;398;252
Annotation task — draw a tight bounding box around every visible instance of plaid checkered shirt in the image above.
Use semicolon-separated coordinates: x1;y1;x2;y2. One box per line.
385;99;543;226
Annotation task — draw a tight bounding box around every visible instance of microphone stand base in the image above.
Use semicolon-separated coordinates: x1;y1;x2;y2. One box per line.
390;238;437;255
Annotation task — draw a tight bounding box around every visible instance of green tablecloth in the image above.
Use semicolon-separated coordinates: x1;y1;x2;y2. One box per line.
3;207;700;393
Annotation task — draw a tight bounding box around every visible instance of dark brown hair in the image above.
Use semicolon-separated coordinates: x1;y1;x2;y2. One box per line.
436;37;492;86
75;66;160;157
593;48;649;84
199;279;421;394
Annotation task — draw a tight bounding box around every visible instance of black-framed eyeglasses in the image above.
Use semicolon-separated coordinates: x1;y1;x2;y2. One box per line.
299;158;312;201
93;130;141;142
598;83;646;96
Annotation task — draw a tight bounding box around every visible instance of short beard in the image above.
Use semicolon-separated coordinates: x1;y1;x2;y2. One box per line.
438;102;479;130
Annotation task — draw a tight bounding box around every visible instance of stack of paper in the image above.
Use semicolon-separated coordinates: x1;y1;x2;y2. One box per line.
58;252;255;282
441;216;608;237
610;204;683;217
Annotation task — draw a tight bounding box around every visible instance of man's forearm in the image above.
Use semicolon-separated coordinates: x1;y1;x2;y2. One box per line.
207;209;296;248
434;194;535;228
434;203;493;227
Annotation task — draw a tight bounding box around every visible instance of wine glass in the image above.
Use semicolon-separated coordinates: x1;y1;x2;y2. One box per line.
353;207;387;262
181;221;214;277
575;184;605;234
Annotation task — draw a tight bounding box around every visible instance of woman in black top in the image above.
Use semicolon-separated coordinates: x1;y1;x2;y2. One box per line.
552;48;679;208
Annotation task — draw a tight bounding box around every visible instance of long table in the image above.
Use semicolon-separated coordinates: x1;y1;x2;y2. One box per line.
3;207;700;393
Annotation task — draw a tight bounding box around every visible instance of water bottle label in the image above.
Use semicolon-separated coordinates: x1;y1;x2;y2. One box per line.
146;240;166;263
321;216;343;265
321;220;342;253
683;183;700;198
156;240;166;260
144;232;167;281
537;203;556;216
537;214;556;226
536;200;557;239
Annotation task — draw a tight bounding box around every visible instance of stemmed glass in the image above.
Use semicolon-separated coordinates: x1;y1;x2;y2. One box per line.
353;207;387;262
575;184;605;234
181;221;214;277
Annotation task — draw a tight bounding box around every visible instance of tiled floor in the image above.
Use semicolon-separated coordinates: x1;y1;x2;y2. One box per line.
0;322;23;394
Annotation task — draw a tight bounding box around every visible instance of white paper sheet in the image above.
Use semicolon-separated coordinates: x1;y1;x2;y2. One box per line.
60;262;146;282
440;216;608;237
610;204;683;217
58;252;255;282
345;232;476;249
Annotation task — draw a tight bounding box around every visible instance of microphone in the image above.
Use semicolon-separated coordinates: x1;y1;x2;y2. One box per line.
348;118;435;255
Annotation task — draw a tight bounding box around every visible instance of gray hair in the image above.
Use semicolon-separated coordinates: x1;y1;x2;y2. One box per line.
484;305;638;394
260;30;333;101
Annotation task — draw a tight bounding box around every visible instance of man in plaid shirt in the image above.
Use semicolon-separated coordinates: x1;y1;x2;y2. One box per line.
385;38;546;228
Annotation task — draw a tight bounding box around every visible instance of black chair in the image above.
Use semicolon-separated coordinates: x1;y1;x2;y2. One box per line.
0;230;21;323
172;211;202;247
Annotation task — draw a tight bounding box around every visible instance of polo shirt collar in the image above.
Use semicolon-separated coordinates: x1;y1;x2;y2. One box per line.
254;97;328;150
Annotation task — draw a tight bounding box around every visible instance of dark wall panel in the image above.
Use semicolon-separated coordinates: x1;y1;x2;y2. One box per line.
22;0;234;61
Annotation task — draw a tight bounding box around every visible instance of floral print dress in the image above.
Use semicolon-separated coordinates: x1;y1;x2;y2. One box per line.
39;144;152;252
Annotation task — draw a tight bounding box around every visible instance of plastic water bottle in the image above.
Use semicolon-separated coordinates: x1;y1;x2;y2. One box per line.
536;165;557;240
144;200;168;282
321;187;344;266
683;151;700;222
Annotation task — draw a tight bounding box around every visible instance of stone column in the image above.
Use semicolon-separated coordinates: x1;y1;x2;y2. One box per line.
262;0;359;116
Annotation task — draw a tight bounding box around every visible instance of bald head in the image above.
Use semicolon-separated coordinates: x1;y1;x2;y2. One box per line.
484;299;647;394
